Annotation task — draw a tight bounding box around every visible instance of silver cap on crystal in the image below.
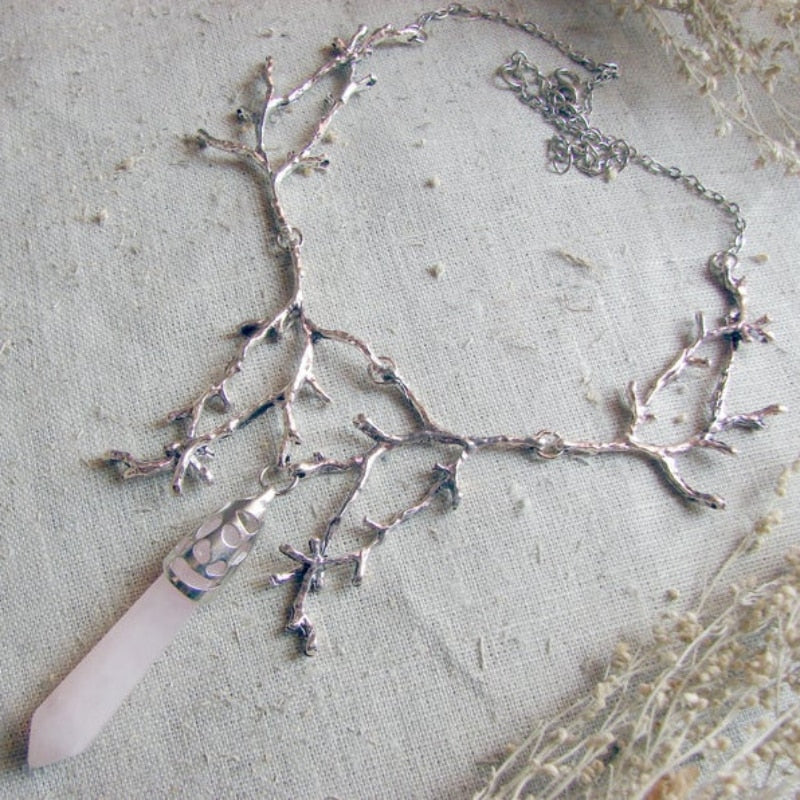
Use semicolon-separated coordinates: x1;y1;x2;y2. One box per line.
164;489;275;601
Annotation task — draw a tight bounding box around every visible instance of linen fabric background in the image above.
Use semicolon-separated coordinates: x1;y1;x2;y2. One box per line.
1;2;798;798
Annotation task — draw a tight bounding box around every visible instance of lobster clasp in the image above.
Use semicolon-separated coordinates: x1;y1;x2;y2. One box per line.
549;68;589;118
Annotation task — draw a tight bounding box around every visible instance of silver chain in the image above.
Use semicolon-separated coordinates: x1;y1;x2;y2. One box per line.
414;4;746;260
415;3;619;76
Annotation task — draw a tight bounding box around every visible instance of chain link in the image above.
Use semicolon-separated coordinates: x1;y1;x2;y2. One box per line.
414;4;745;259
633;154;746;255
415;4;618;78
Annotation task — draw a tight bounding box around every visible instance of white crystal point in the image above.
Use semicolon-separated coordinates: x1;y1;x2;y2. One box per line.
28;574;197;768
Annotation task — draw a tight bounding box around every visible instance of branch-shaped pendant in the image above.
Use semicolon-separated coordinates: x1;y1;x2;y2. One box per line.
102;7;783;655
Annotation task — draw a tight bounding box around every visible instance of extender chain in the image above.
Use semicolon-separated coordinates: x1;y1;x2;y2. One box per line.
106;5;783;654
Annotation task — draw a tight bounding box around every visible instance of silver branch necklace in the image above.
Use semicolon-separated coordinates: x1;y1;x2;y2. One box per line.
28;4;782;768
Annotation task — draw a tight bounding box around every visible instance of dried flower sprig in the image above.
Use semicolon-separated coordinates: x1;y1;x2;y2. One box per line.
608;0;800;175
105;6;782;653
474;457;800;799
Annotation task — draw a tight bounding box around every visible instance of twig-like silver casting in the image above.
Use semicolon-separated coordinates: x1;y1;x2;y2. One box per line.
106;4;782;653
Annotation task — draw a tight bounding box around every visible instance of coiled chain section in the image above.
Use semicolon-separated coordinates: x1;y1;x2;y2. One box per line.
498;52;629;179
417;4;745;260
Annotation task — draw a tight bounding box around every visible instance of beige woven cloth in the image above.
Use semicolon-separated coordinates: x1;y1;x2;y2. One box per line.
1;2;797;798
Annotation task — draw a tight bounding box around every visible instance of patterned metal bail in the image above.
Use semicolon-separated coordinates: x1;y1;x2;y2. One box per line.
165;488;276;601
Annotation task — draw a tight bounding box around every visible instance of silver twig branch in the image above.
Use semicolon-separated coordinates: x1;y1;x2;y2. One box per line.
106;22;426;493
104;6;783;653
